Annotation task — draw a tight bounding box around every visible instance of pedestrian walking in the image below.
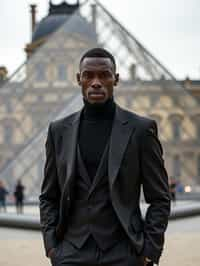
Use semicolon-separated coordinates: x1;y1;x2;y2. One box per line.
169;176;177;204
14;179;25;214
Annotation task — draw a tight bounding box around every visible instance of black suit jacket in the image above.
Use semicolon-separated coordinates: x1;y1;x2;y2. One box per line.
39;105;170;264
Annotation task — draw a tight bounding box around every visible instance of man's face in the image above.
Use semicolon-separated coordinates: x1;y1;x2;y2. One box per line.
77;57;119;104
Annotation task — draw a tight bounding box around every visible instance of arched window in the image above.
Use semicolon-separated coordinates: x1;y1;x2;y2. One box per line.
173;120;181;140
197;124;200;139
35;62;46;81
2;119;20;145
194;115;200;139
190;114;200;141
197;155;200;178
0;125;4;144
169;114;183;141
58;64;67;81
4;121;13;144
173;154;181;177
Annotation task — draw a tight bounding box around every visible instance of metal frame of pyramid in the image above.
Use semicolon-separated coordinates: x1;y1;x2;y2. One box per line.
0;0;199;197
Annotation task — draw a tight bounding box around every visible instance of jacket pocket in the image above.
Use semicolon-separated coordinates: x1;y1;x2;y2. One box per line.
129;213;144;233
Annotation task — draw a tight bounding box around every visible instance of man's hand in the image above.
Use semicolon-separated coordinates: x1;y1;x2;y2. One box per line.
142;256;153;266
47;248;56;258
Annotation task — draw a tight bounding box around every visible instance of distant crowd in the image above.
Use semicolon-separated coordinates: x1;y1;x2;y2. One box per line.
0;179;25;214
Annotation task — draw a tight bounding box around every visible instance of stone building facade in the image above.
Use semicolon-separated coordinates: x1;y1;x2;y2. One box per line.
0;1;200;196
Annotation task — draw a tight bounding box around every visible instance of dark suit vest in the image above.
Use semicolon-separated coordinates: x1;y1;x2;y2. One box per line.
64;142;126;250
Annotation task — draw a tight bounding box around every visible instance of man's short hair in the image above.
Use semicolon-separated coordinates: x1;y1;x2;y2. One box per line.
79;47;116;71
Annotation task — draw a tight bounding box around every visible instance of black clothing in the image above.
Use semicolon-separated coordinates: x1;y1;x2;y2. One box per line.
82;97;115;120
0;187;8;212
0;187;8;201
170;182;176;202
14;184;24;201
79;98;115;179
66;98;125;250
65;142;126;250
40;105;170;265
50;236;147;266
14;183;25;214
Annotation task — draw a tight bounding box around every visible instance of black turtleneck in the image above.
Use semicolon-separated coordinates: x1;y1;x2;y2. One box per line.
78;98;116;179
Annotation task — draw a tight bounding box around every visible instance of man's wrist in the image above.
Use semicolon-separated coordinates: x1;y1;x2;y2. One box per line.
144;257;158;265
145;257;152;262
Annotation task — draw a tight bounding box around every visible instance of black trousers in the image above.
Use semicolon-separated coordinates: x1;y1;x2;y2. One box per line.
50;236;144;266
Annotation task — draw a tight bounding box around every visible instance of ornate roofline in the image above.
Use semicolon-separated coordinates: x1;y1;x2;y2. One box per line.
49;1;79;15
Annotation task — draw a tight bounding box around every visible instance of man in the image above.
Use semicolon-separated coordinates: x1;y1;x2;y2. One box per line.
14;179;25;214
39;48;170;266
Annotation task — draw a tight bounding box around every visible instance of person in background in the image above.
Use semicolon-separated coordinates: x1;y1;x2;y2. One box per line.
169;176;177;204
0;180;8;212
14;179;25;214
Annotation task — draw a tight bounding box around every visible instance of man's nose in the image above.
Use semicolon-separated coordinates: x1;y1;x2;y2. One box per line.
91;77;102;88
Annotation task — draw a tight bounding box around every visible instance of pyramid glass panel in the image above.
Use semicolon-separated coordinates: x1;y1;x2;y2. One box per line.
0;0;200;198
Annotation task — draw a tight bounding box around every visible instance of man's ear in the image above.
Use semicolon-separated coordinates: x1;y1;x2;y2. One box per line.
76;73;81;86
114;73;119;86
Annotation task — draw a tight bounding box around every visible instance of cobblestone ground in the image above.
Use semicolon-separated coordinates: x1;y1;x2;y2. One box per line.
0;229;200;266
161;233;200;265
0;208;200;266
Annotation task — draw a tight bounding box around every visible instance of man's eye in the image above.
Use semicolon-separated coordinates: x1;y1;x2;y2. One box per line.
82;72;93;79
100;72;112;78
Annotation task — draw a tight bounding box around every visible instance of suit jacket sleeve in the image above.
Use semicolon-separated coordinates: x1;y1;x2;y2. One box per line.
140;120;171;264
39;123;61;256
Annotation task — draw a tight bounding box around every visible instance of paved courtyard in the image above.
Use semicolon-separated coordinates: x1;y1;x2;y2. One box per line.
0;215;200;266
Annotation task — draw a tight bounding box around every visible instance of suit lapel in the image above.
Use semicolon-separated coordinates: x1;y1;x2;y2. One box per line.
62;110;82;189
61;105;135;193
108;106;135;190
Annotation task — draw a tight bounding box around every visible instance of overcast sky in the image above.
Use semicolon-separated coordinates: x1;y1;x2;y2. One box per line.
0;0;200;79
